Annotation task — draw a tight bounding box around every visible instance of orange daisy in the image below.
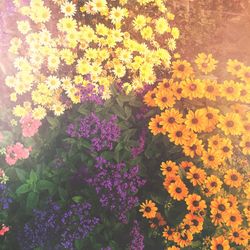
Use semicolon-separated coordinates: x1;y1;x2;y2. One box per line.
195;53;218;74
228;227;248;246
210;196;230;215
203;175;223;197
220;80;240;101
155;90;176;110
181;78;204;99
240;135;250;155
173;231;193;248
239;65;250;83
187;166;207;186
185;194;207;212
179;161;196;173
149;115;165;135
168;125;191;145
224;169;243;188
182;138;204;158
168;180;188;201
219;138;233;159
163;226;175;241
199;107;220;132
160;108;184;132
202;149;222;169
226;59;244;77
139;200;158;219
211;211;224;226
225;209;242;228
217;112;242;136
184;213;204;233
203;79;220;101
210;236;230;250
143;89;157;107
185;109;207;132
172;60;194;80
160;160;179;176
171;82;184;100
149;212;166;229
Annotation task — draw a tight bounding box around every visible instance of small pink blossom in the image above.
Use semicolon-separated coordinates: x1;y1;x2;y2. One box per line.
0;225;10;236
20;114;41;137
5;142;31;166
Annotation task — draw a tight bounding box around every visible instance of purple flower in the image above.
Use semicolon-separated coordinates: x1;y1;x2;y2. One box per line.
0;183;12;210
19;201;99;250
77;84;103;105
67;113;120;152
129;220;144;250
87;157;146;224
131;129;146;158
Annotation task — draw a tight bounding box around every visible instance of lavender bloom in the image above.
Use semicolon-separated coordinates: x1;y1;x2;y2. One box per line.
131;129;146;158
67;113;120;152
19;202;99;250
0;183;12;210
77;84;104;105
87;157;146;224
129;220;144;250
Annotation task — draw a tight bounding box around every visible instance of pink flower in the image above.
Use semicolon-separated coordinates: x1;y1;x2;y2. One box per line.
0;225;10;236
5;142;31;166
20;114;41;137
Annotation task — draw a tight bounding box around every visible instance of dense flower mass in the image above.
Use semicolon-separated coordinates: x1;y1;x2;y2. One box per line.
130;220;144;250
67;113;121;152
19;202;99;250
141;55;250;249
87;156;146;223
20;113;42;137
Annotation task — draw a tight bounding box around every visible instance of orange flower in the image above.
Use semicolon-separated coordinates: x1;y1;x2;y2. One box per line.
240;135;250;155
228;227;248;246
184;213;204;233
168;180;188;201
143;89;157;107
157;79;175;92
239;65;250;83
171;82;184;100
202;149;223;169
195;53;218;74
208;134;224;150
181;78;204;99
185;194;207;212
160;108;184;132
224;169;243;188
238;84;250;103
149;115;165;135
199;107;220;132
172;231;193;248
210;197;230;215
203;175;222;197
227;195;238;210
186;166;206;186
163;174;181;189
149;212;166;229
168;125;191;145
179;161;195;173
219;138;233;160
163;226;175;241
210;211;224;226
166;246;180;250
172;60;194;80
185;109;207;132
220;80;240;101
203;79;220;101
210;235;230;250
226;59;244;77
217;112;242;136
160;160;179;176
139;200;158;219
225;209;242;228
182;138;204;158
155;90;176;110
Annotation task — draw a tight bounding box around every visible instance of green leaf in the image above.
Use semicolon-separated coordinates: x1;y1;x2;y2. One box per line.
15;168;27;182
47;116;59;129
72;196;83;203
37;180;55;193
30;170;38;183
16;184;30;195
78;105;88;115
26;191;39;209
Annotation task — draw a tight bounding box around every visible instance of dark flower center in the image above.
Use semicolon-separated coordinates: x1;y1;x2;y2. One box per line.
207;85;214;92
223;146;230;152
193;173;200;179
211;181;217;187
226;87;234;93
245;72;250;78
175;187;182;193
231;174;238;181
233;232;239;237
180;234;188;240
145;207;151;212
192;219;198;226
226;120;234;128
189;84;197;91
162;97;167;102
213;140;218;145
240;89;247;96
176;131;183;137
193;201;199;207
202;63;208;68
218;204;226;211
245;141;250;148
151;93;156;98
166;166;172;172
190;145;197;151
216;213;222;219
157;122;162;128
184;224;190;230
216;244;224;250
230;216;236;222
207;113;213;119
164;83;170;88
192;118;198;124
168;117;175;123
167;230;173;235
178;64;185;72
177;88;182;94
208;155;215;161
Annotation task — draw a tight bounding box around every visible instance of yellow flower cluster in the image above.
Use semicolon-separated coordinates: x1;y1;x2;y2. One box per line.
141;54;250;249
6;0;180;120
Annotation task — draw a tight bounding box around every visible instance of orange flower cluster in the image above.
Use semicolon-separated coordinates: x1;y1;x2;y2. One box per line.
140;55;250;249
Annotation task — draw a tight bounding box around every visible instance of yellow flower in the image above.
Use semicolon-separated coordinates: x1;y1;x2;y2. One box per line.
133;15;147;30
113;64;126;78
46;76;61;90
171;27;180;39
32;106;47;120
61;1;76;16
155;17;169;34
141;26;153;40
52;102;65;116
195;53;218;74
90;0;108;13
109;7;127;25
57;17;77;32
17;20;31;34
